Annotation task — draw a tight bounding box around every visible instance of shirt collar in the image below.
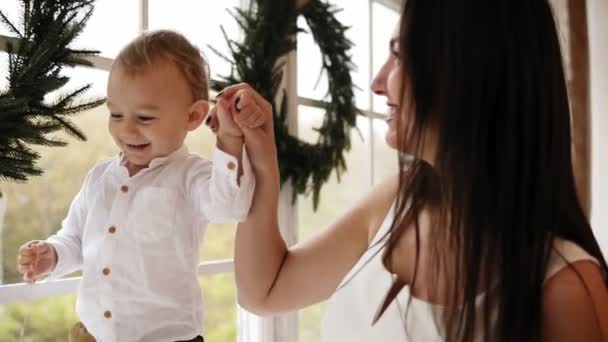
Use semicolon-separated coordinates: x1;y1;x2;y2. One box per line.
119;145;189;170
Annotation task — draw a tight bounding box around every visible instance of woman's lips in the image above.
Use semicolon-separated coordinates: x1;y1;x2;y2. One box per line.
386;103;398;123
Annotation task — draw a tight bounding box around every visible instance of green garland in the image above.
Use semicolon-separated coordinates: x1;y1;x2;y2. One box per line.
210;0;358;209
0;0;105;184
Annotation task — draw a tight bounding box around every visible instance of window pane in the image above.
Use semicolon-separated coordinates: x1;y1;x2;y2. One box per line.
0;274;237;341
200;273;237;342
300;303;326;342
0;0;19;37
0;295;78;341
298;0;370;110
0;0;138;58
0;51;9;91
1;73;111;286
371;1;400;114
45;66;109;103
296;16;327;101
73;0;139;58
297;107;371;241
297;105;372;341
0;0;137;59
148;0;241;80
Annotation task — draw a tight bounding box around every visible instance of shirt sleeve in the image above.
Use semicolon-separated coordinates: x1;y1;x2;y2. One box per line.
190;146;255;223
46;171;91;279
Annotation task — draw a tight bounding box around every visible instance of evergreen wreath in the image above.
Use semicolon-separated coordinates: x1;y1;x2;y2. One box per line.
0;0;105;184
210;0;358;209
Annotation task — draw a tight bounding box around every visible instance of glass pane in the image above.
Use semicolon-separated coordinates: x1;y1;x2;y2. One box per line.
0;59;106;101
200;273;237;342
373;118;398;184
72;0;139;58
0;274;236;341
45;66;109;103
1;106;115;285
0;295;78;341
0;51;8;91
1;70;111;285
300;303;326;342
297;16;327;101
148;0;241;81
298;0;370;110
0;0;19;37
0;0;138;58
297;106;372;240
297;105;372;341
371;1;400;114
200;222;237;261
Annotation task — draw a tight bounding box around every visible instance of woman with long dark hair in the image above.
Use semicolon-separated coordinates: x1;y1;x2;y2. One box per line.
228;0;608;340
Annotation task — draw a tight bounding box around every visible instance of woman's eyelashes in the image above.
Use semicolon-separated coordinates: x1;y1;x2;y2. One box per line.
389;39;400;57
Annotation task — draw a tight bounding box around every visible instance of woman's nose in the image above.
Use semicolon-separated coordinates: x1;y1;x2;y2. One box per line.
371;62;389;96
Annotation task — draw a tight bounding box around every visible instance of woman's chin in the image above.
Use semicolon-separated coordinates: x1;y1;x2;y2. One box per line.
385;133;398;150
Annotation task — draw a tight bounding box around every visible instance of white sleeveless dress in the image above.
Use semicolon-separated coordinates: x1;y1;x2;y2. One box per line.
321;204;601;342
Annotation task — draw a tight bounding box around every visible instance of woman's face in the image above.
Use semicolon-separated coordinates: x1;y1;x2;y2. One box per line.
371;24;412;151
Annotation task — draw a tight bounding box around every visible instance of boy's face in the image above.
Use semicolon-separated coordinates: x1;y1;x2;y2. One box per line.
106;60;207;169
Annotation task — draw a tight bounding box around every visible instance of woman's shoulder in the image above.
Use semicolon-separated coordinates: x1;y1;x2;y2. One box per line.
542;239;608;341
545;239;602;282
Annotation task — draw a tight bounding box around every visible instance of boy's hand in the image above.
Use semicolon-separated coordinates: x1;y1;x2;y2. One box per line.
17;240;58;284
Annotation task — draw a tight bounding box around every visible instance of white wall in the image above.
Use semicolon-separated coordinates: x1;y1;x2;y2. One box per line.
588;0;608;253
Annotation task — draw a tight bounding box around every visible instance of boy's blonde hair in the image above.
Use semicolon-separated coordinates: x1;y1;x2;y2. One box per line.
115;30;210;101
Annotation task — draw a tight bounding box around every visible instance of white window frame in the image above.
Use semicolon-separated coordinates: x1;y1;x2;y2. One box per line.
0;0;402;341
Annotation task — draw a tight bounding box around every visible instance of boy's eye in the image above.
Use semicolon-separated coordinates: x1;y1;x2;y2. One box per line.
138;116;156;122
110;113;123;119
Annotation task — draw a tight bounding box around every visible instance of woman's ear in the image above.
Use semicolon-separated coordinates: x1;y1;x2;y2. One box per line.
187;99;209;131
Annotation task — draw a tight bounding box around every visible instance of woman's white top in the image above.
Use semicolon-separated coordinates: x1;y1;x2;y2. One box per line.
321;204;600;342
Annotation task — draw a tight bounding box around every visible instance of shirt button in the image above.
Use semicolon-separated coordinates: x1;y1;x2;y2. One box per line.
227;161;236;170
102;267;111;276
108;226;116;234
104;310;112;319
120;185;129;193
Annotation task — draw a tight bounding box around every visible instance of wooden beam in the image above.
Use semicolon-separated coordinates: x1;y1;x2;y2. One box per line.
567;0;592;216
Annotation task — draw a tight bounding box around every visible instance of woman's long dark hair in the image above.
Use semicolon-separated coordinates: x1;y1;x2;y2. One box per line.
377;1;608;341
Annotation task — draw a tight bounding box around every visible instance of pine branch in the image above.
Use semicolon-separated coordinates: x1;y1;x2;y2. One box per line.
0;0;104;184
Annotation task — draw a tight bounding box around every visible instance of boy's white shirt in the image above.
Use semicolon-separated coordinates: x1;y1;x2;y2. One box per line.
46;145;255;342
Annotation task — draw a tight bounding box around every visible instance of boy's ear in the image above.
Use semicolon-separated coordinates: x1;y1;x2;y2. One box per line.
187;99;209;131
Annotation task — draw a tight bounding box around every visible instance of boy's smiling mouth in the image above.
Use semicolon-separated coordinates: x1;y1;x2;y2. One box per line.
125;143;151;151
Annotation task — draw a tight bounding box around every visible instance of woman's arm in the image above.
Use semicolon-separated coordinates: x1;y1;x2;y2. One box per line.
235;170;398;315
224;82;398;315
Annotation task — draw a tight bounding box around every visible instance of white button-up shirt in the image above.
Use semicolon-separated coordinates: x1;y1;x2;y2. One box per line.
47;145;255;342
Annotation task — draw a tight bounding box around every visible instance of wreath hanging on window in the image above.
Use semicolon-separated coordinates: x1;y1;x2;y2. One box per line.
210;0;358;209
0;0;105;185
